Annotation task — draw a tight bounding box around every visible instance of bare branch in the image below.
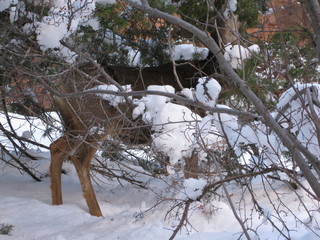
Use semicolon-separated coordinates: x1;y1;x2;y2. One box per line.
31;74;260;122
0;142;41;182
169;199;192;240
125;0;320;199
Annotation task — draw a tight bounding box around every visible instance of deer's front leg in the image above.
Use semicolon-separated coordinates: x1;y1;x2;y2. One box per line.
50;136;72;205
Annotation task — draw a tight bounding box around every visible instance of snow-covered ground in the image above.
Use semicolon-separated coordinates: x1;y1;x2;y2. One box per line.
1;113;320;240
1;0;320;238
1;157;320;240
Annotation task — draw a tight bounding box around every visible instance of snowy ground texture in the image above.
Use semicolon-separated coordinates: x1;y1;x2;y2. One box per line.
1;158;320;240
1;114;320;240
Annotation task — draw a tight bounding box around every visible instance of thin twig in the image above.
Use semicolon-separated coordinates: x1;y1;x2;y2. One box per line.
169;199;192;240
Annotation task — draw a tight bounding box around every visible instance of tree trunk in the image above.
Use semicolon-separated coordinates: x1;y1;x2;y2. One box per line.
302;0;320;60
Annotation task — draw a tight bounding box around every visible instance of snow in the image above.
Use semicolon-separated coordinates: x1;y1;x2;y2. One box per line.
97;0;116;4
0;112;60;151
33;0;95;61
223;0;237;18
275;83;320;157
36;21;68;50
172;44;209;61
224;44;260;69
1;83;320;239
0;0;208;65
1;2;320;239
277;83;316;109
133;84;221;167
1;154;320;239
0;0;18;12
180;88;195;100
195;77;221;107
136;85;200;165
212;83;320;168
89;84;132;107
122;44;208;67
179;178;207;200
212;103;281;166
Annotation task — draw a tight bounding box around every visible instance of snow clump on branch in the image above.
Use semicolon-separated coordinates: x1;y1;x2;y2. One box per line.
132;84;222;171
224;44;260;69
36;0;96;62
223;0;238;18
89;84;132;107
178;178;207;200
275;83;320;157
0;0;98;62
195;77;221;107
211;83;320;167
0;0;18;12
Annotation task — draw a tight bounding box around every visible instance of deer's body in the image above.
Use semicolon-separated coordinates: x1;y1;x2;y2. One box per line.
50;60;214;216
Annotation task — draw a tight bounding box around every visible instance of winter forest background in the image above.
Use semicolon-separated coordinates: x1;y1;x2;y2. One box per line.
1;0;320;239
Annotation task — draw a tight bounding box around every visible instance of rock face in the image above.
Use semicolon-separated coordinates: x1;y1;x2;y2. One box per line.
247;0;311;41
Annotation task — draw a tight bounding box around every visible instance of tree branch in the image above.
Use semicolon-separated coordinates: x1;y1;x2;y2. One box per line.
301;0;320;59
125;0;320;199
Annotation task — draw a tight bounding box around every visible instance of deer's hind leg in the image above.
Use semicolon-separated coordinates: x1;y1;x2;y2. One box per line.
71;140;102;217
50;136;74;205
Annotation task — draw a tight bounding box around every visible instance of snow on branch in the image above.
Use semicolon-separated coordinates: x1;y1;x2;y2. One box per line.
36;0;96;62
224;44;260;69
131;84;222;168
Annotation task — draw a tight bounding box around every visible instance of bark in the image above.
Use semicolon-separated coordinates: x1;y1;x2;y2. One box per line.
302;0;320;60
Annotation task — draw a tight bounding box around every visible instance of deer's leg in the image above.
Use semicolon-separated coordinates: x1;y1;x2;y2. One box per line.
183;150;199;179
50;136;72;205
71;142;103;217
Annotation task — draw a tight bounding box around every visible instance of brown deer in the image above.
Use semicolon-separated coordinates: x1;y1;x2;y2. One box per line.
49;58;220;216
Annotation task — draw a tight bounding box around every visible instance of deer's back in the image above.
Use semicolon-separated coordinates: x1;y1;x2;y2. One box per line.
54;64;150;144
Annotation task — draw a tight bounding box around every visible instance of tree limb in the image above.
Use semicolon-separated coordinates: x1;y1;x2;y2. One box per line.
125;0;320;198
301;0;320;59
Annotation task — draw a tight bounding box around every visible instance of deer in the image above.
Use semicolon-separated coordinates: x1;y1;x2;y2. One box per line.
49;57;223;216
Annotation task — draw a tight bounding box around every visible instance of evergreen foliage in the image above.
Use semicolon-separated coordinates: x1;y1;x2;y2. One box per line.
0;223;14;235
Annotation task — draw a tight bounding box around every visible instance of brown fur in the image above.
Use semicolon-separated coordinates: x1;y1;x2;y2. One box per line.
50;60;214;216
